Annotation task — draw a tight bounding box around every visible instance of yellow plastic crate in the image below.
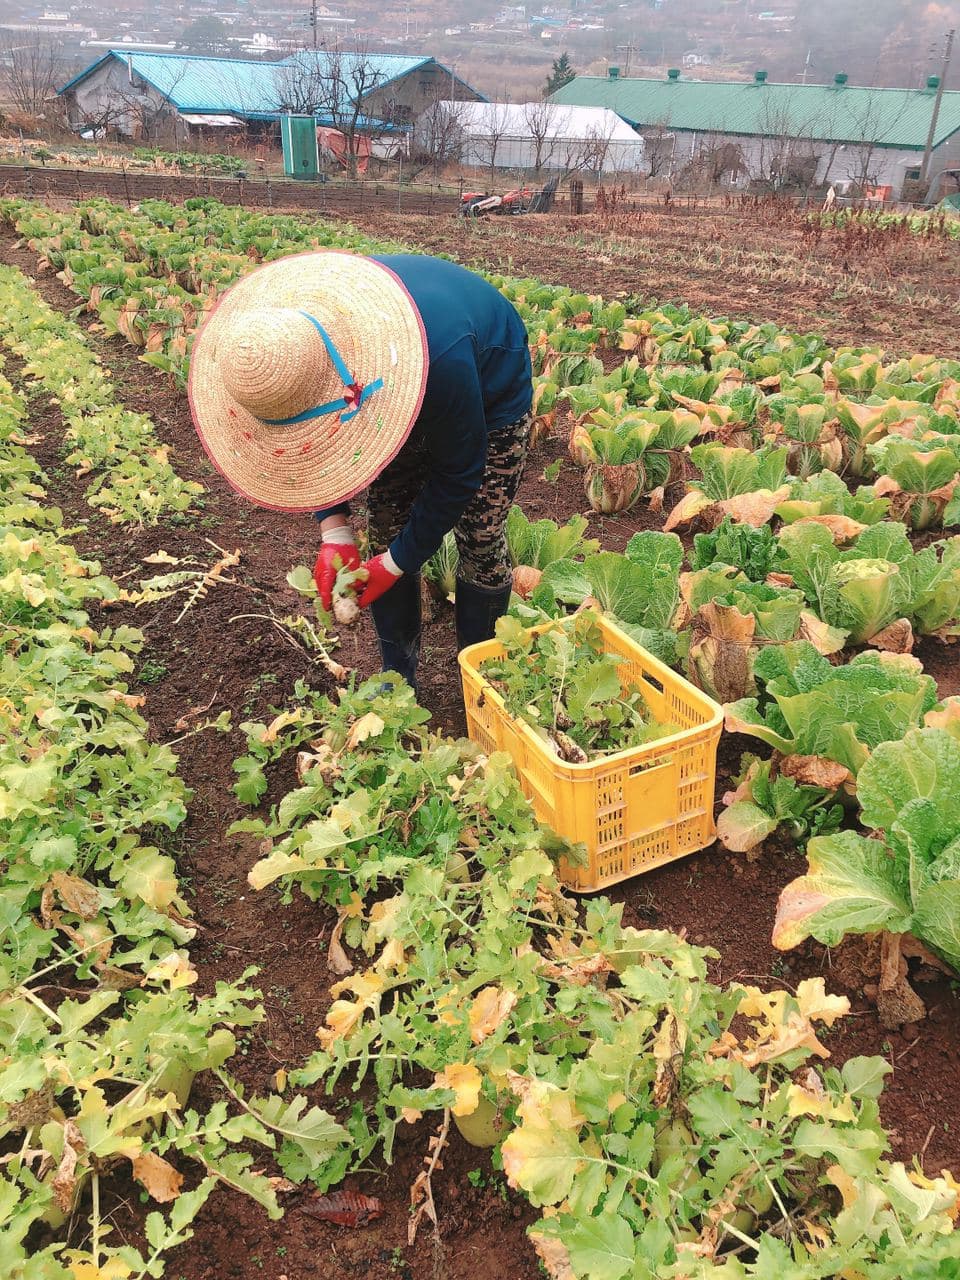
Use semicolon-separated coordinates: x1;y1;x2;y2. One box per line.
458;613;723;893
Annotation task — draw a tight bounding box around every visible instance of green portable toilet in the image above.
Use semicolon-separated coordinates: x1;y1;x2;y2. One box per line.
281;114;319;180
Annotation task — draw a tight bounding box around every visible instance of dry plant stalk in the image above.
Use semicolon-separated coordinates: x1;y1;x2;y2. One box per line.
407;1108;451;1245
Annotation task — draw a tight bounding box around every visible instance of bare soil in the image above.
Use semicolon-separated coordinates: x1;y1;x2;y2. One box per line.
4;209;960;1280
349;203;960;356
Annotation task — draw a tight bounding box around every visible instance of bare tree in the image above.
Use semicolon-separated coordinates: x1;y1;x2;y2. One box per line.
523;99;558;176
751;96;821;189
579;115;618;182
108;63;189;143
0;32;65;117
474;100;510;178
831;89;912;194
413;94;463;174
642;117;675;179
273;47;386;176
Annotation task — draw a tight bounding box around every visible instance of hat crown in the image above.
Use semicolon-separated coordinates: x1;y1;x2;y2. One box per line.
218;307;350;423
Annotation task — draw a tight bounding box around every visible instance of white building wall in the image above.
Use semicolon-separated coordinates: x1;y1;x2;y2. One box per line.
460;133;644;173
658;128;960;198
66;58;180;140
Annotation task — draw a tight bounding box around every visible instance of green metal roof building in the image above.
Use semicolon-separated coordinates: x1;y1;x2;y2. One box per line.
549;70;960;197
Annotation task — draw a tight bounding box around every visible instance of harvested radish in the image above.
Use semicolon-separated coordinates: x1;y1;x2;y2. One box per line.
331;564;368;626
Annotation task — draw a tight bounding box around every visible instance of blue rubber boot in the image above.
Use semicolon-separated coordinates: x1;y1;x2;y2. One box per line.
455;577;512;651
370;572;421;693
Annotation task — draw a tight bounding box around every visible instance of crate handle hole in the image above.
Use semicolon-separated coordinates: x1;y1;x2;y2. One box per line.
644;674;664;695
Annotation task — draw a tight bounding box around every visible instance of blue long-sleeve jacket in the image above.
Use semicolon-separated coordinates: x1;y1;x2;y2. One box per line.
316;254;532;573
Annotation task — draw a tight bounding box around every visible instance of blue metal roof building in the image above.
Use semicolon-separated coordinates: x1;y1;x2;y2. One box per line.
59;48;482;134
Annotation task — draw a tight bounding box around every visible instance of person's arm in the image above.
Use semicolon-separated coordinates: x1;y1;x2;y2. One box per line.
387;346;487;575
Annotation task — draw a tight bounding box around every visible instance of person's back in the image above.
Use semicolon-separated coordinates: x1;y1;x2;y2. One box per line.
372;254;531;432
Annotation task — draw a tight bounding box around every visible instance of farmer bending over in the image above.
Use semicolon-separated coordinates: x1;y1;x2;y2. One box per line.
189;251;532;690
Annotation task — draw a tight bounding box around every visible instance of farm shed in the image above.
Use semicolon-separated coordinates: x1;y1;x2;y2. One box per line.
442;100;645;174
549;70;960;198
58;49;482;143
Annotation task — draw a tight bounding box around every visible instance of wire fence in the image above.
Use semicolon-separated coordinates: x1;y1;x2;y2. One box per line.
0;162;945;225
0;163;464;215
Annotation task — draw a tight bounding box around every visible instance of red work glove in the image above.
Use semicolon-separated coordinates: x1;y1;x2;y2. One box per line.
357;552;404;608
313;542;361;612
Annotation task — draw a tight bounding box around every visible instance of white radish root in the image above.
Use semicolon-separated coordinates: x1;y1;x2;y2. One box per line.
333;595;360;626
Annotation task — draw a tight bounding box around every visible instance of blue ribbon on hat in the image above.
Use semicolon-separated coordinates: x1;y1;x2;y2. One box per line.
261;311;383;426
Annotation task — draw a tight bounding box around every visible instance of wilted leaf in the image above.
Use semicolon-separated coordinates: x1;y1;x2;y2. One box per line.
300;1190;383;1226
131;1152;184;1203
468;986;518;1044
49;871;100;919
664;489;718;532
327;914;353;976
529;1229;576;1280
716;801;778;852
798;609;847;655
652;1012;685;1107
262;708;306;744
791;514;867;544
433;1062;482;1117
869;618;914;654
344;712;385;751
501;1076;585;1206
779;755;853;791
316;971;385;1049
52;1120;84;1212
718;485;792;527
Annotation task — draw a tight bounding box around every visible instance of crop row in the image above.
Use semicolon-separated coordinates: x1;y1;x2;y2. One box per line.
0;264;202;525
0;357;353;1277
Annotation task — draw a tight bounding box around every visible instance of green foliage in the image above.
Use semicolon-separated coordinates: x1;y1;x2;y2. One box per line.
0;264;202;524
724;641;939;775
544;51;575;96
0;361;342;1279
481;613;674;760
691;517;783;581
774;728;960;973
506;506;598;569
236;681;960;1280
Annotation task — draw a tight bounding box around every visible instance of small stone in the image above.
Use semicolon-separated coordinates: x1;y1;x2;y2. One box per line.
862;983;878;1001
902;1022;920;1042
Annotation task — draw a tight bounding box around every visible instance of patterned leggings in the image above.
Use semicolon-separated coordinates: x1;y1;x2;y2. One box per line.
367;412;532;589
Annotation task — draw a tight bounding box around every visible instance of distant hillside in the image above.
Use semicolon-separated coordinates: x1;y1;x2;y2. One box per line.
427;0;960;100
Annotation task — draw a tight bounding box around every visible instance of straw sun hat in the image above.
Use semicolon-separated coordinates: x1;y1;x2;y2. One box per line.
188;251;428;512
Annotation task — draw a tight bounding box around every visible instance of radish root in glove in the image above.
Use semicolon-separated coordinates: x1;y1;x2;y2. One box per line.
332;564;368;625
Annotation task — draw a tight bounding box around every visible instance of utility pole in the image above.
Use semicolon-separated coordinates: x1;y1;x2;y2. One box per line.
311;0;318;49
919;27;955;185
799;48;812;85
615;42;640;75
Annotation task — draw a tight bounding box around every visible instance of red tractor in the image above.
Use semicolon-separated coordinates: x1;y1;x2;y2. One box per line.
459;176;559;217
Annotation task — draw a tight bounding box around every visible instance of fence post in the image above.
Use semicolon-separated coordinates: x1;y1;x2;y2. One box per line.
266;177;272;207
121;165;131;207
75;169;83;200
238;177;244;207
570;178;584;215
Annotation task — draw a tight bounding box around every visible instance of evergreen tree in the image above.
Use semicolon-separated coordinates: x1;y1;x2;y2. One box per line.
544;53;575;97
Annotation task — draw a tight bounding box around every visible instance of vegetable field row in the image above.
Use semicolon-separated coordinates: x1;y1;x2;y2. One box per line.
0;341;355;1279
2;195;959;1279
